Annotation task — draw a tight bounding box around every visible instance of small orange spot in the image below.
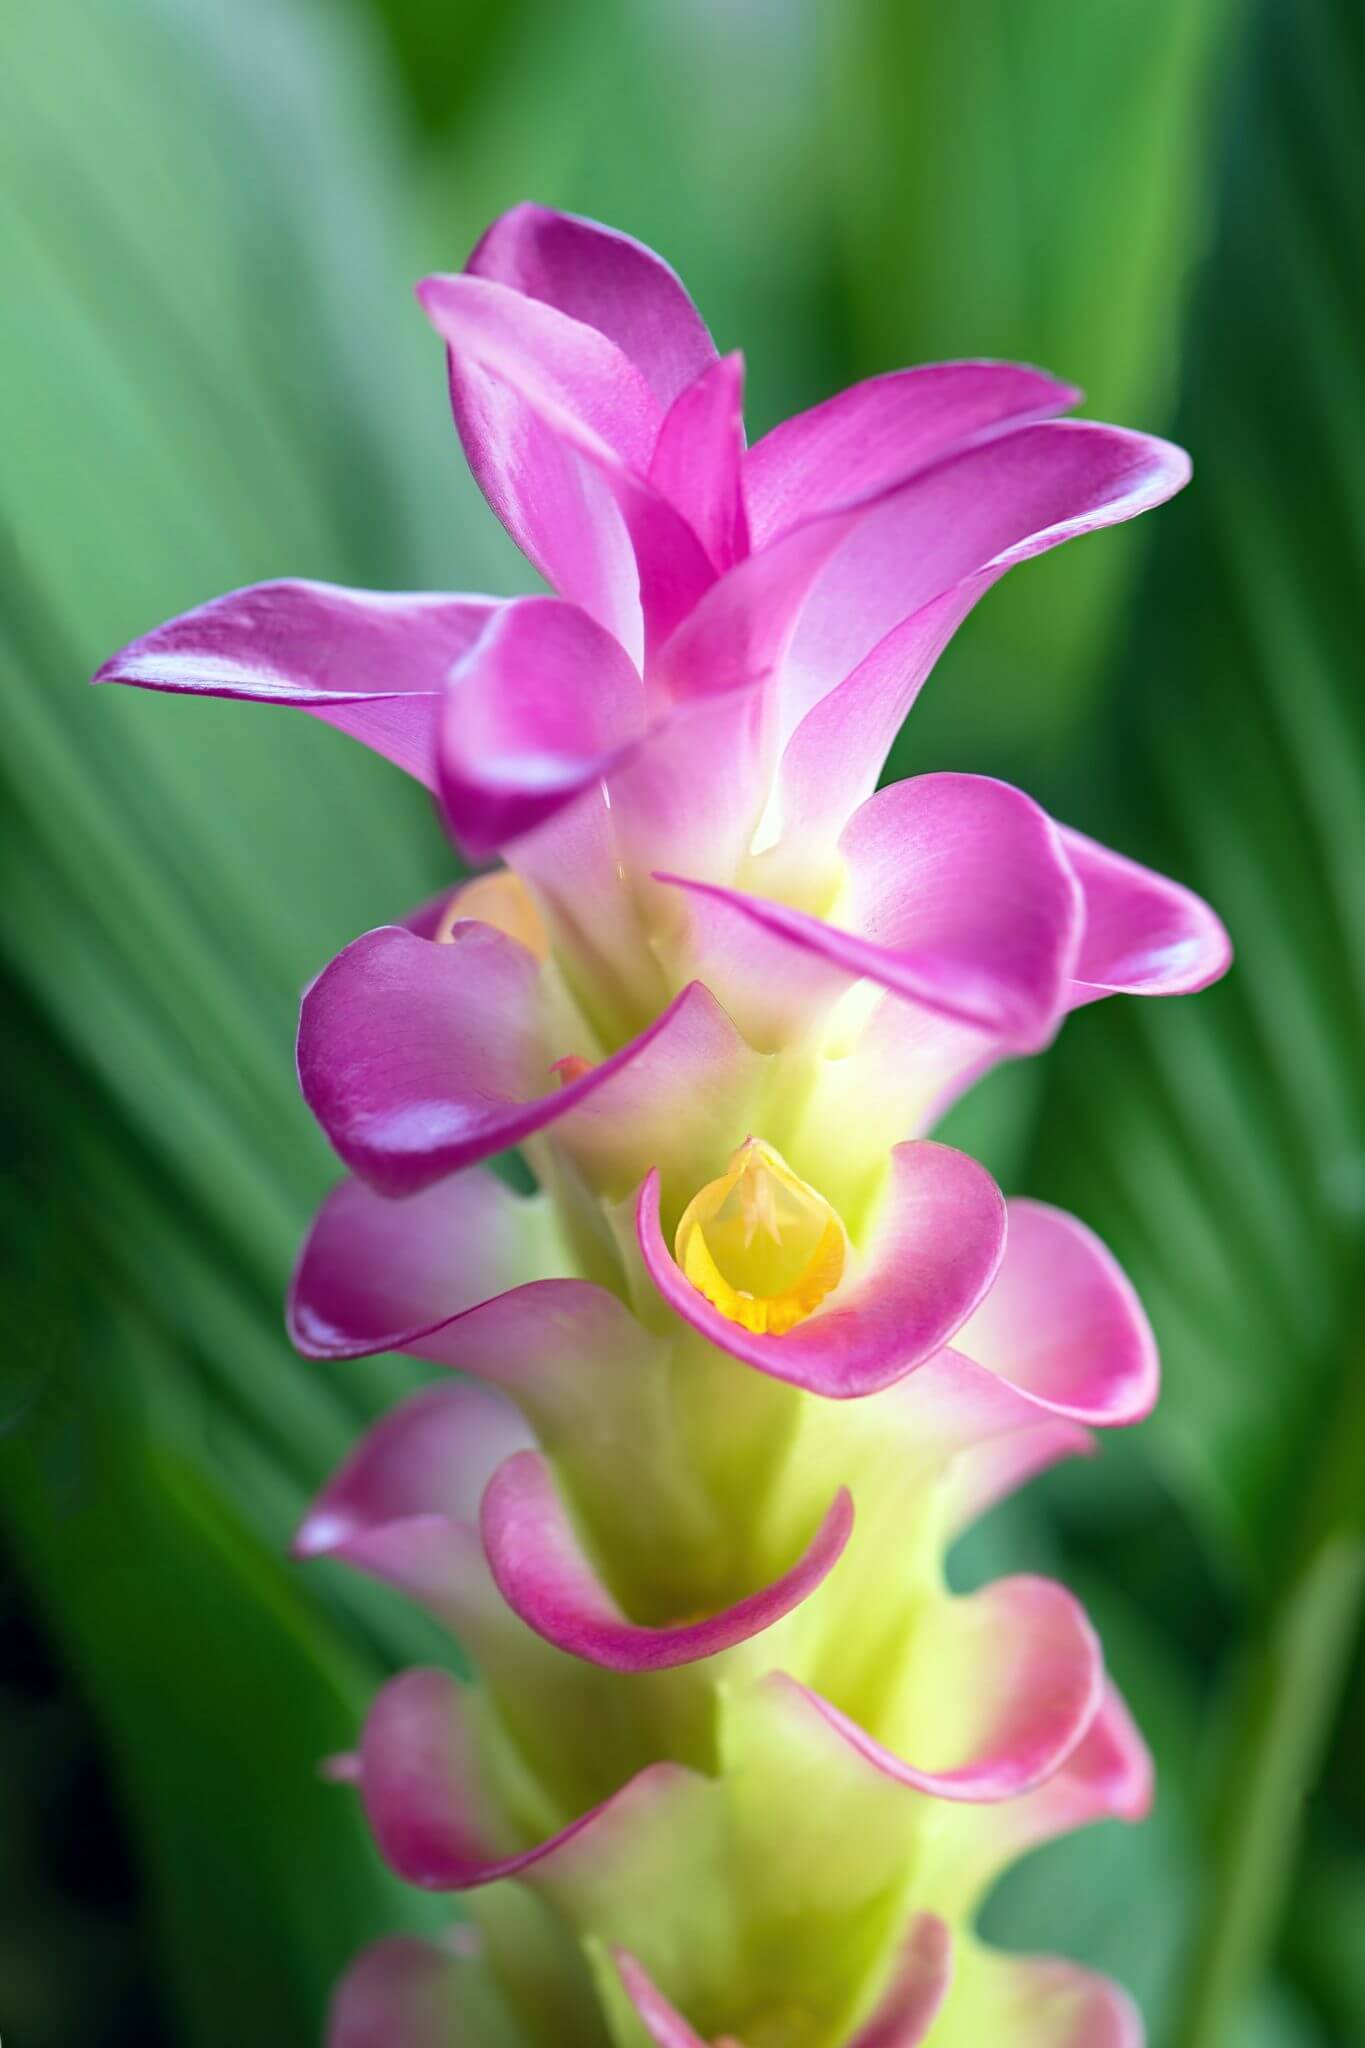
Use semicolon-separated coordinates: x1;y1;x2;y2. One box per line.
551;1054;593;1088
317;1752;360;1784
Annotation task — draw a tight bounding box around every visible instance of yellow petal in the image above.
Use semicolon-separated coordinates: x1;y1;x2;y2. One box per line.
436;870;548;957
674;1139;845;1336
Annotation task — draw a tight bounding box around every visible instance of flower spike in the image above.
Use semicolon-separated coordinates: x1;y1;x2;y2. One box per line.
97;203;1230;2047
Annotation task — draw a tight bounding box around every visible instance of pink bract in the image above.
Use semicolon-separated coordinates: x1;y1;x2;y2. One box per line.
95;203;1233;2048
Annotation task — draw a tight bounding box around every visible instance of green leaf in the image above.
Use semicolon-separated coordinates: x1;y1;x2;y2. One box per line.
1030;0;1365;1580
1;1416;451;2045
0;0;501;2037
1022;1;1365;2038
828;0;1239;768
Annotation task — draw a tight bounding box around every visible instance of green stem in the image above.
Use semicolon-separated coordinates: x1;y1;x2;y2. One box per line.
1175;1349;1365;2048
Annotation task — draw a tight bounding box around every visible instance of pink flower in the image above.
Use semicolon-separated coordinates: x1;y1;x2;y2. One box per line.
96;205;1230;2046
97;204;1226;1210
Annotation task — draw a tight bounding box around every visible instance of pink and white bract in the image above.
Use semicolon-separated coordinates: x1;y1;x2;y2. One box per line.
98;204;1229;2048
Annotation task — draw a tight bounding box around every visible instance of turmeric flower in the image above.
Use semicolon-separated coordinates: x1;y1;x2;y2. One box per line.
97;205;1229;2047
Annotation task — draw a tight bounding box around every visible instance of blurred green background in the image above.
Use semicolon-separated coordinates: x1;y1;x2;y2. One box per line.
2;0;1363;2042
